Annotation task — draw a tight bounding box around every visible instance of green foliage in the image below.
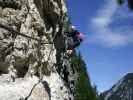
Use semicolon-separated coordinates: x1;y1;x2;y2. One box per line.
127;0;133;10
0;0;21;10
98;94;105;100
117;0;133;10
0;62;9;74
117;0;125;5
71;53;96;100
41;61;51;76
14;57;30;77
92;84;99;99
63;17;72;33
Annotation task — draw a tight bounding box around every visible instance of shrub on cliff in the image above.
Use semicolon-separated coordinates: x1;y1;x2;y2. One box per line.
71;53;96;100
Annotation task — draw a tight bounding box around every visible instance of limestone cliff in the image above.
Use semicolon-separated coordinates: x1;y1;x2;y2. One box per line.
0;0;75;100
0;0;96;100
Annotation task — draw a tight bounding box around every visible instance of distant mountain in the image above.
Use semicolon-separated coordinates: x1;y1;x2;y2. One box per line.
99;73;133;100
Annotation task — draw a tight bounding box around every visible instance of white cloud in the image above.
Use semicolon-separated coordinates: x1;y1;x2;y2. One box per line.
89;0;133;47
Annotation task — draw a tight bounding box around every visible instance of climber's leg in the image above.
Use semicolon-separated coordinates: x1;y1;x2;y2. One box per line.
65;36;75;56
66;39;80;55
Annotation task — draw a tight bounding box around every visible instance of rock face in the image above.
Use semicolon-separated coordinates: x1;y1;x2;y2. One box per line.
99;73;133;100
0;0;76;100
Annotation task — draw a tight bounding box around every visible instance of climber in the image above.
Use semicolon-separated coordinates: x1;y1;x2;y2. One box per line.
66;26;83;55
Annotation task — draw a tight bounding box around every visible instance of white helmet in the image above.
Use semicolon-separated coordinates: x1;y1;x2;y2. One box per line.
71;25;76;29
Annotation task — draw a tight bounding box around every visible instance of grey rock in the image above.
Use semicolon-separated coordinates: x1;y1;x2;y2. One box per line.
99;73;133;100
0;0;76;100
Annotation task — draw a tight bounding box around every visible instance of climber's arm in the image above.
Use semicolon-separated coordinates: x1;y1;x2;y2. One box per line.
67;41;80;50
73;42;80;49
65;30;78;37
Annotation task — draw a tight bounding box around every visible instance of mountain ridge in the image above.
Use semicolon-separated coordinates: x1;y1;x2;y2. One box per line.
99;72;133;100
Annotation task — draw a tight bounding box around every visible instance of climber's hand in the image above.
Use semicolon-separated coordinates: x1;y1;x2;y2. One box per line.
66;49;73;55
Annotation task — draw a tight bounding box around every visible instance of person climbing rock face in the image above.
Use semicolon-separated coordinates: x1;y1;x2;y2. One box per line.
66;25;83;55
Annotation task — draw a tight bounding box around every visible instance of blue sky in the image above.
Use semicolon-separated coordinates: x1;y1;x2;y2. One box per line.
67;0;133;92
